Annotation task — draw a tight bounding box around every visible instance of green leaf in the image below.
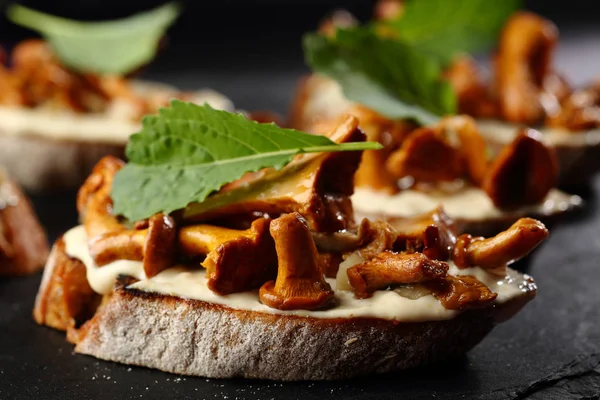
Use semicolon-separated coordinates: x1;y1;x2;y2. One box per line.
6;3;180;75
382;0;520;63
304;28;456;125
111;100;382;222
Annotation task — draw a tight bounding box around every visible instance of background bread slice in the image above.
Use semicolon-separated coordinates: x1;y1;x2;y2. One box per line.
291;74;600;186
35;239;535;380
0;135;124;193
0;176;49;275
0;81;233;193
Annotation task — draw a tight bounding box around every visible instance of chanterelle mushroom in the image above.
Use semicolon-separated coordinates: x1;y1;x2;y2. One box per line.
259;212;334;311
76;155;125;238
393;207;458;261
347;251;449;299
425;275;498;310
386;127;465;183
349;106;416;194
182;115;365;233
386;116;490;186
178;218;277;295
453;218;549;269
482;129;558;209
77;156;177;278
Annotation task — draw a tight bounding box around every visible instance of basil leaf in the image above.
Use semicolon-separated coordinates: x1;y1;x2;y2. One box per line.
7;3;180;75
112;101;381;221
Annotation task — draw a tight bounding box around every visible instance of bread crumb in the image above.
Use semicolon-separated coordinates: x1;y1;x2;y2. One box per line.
345;337;358;345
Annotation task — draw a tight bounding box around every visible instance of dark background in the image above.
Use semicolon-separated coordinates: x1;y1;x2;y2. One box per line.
1;1;600;399
0;0;599;114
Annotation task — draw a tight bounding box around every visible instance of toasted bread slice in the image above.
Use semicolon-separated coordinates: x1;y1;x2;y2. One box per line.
291;74;600;186
0;174;49;276
33;238;99;331
35;236;535;380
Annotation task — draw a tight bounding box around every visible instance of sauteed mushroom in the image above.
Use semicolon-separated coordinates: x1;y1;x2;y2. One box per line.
453;218;548;269
259;213;334;310
347;251;448;299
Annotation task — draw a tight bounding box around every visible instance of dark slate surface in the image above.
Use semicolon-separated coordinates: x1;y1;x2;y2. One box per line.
1;20;600;400
1;181;599;400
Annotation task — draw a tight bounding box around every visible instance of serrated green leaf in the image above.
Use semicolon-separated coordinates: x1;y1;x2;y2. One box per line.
7;3;180;75
382;0;520;63
112;101;381;221
304;29;456;125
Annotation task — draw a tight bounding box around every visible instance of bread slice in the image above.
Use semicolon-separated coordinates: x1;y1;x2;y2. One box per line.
0;173;49;276
35;237;535;380
0;135;124;193
0;81;233;193
290;74;600;186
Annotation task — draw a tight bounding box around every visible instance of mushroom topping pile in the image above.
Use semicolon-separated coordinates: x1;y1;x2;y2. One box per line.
345;110;558;209
0;40;201;120
75;116;366;311
341;210;547;310
76;117;546;312
445;12;600;131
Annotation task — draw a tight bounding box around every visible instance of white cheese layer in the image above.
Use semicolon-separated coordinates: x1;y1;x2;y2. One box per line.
0;86;233;144
477;119;600;148
63;225;533;322
352;187;581;221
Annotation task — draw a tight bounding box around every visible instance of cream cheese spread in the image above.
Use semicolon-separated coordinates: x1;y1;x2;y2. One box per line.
477;119;600;148
0;87;233;144
352;187;581;221
63;225;533;322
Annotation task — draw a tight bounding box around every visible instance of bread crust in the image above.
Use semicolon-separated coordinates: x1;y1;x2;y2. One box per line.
33;238;99;330
74;280;492;380
35;239;534;380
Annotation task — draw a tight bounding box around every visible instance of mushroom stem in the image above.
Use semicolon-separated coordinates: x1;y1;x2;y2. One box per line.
79;157;176;278
89;213;176;278
259;213;334;310
453;218;549;269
